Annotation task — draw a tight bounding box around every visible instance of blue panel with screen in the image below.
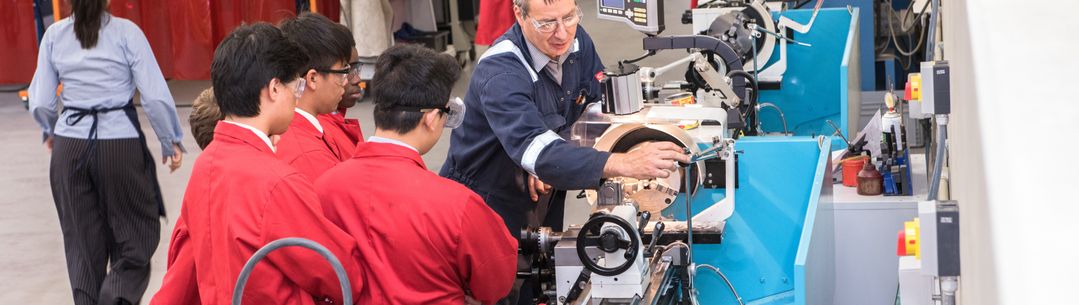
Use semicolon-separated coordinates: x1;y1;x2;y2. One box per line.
601;0;625;9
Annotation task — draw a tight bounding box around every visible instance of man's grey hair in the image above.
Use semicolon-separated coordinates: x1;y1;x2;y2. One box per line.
514;0;571;16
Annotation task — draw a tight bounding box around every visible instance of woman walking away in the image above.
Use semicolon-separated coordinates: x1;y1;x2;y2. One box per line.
27;0;186;304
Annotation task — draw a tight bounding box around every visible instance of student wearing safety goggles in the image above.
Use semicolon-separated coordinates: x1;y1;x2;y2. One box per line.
317;46;367;160
315;44;517;305
151;23;365;305
274;13;358;181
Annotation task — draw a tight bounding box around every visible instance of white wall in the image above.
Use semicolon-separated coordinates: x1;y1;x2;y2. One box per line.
946;1;1079;304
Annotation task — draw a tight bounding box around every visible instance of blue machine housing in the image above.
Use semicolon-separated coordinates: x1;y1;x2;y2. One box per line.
755;8;860;151
656;8;860;305
664;137;835;305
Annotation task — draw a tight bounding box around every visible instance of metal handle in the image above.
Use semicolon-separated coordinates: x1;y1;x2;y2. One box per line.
647;221;666;257
637;211;652;236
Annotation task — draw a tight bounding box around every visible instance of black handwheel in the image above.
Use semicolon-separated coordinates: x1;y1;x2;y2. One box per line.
576;213;641;276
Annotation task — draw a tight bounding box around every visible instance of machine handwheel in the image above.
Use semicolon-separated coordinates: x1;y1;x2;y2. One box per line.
576;213;641;276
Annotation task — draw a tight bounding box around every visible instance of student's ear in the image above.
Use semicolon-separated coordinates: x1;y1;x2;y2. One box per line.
304;69;319;91
267;78;283;102
422;110;442;132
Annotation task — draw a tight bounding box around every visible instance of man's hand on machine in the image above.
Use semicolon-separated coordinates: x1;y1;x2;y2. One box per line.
528;175;553;202
603;142;691;180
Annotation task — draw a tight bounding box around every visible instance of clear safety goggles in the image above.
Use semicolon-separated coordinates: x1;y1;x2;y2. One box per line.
387;97;466;129
285;78;306;100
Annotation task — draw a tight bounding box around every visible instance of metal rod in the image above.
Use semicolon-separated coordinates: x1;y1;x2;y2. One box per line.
654;53;698;78
684;162;695;292
749;24;812;47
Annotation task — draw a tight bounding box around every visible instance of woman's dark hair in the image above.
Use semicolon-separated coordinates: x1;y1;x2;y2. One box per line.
73;0;108;49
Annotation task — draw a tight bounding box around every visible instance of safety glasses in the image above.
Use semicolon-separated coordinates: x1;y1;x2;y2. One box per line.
317;65;351;86
528;7;582;34
387;97;466;129
283;78;306;100
347;61;363;82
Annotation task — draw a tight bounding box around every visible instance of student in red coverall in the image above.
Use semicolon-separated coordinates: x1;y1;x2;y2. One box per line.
275;13;357;180
318;45;366;159
150;23;365;305
315;44;518;305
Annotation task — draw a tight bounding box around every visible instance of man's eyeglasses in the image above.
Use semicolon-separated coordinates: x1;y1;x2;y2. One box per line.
527;7;582;34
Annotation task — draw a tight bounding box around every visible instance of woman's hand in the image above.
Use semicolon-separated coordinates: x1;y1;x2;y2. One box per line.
164;143;182;173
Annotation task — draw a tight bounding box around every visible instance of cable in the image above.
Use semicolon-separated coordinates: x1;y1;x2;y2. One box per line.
696;264;745;305
622;50;658;65
726;70;758;109
660;241;690;256
825;119;850;145
927;115;947;200
727;70;759;132
925;0;941;61
756;102;789;134
879;0;931;64
233;238;352;305
887;0;928;57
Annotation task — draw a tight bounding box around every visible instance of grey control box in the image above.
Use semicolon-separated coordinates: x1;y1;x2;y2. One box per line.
919;200;960;277
920;61;950;115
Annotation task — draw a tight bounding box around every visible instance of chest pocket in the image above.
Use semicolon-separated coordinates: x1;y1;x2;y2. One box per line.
532;81;568;131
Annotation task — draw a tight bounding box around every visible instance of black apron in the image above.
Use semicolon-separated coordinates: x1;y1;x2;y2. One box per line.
63;100;167;217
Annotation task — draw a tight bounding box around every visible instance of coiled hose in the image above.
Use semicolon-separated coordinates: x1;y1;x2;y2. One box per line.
232;238;352;305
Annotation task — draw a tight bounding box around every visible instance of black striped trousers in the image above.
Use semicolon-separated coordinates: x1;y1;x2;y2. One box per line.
50;135;161;305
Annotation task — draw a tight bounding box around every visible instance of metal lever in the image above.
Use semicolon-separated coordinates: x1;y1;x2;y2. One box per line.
748;23;812;47
637;211;651;236
646;221;665;257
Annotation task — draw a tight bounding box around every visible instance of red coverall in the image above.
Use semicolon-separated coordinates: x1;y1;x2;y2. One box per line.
276;111;346;181
151;121;365;305
315;141;518;305
318;108;364;160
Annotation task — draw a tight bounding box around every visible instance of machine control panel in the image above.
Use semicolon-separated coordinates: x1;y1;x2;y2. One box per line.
597;0;664;35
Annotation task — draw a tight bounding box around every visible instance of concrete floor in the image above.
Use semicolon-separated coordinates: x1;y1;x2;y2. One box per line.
0;1;695;303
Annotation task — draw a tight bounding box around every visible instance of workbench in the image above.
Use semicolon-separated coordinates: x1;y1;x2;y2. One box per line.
831;153;928;305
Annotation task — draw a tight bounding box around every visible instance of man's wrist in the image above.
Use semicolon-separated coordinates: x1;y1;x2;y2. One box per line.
602;153;624;178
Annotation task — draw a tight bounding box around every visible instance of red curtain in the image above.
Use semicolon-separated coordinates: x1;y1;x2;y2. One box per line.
0;0;340;84
0;0;41;84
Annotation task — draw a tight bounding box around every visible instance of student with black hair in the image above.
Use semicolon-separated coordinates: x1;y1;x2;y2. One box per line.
319;39;366;159
315;44;518;305
151;23;364;305
275;13;359;180
27;0;185;304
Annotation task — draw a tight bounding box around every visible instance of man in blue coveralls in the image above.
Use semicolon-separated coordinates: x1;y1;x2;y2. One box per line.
441;0;690;256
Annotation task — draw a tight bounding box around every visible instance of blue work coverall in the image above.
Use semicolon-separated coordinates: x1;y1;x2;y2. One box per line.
441;24;610;236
